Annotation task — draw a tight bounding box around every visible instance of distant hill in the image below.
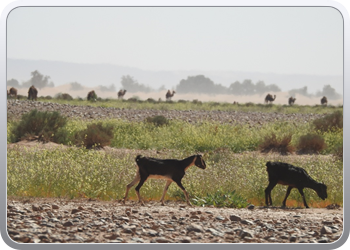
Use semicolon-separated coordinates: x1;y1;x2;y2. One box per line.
7;58;343;95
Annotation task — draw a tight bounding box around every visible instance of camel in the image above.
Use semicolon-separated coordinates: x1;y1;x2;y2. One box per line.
321;96;328;106
28;85;38;101
118;89;127;99
7;87;17;99
288;97;296;105
264;94;276;104
87;90;97;101
166;90;176;101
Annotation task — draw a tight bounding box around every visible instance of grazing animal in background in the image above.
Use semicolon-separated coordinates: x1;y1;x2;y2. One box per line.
166;90;176;101
118;89;127;99
122;154;206;206
265;161;327;208
288;97;296;105
27;85;38;101
264;94;276;104
7;87;17;99
87;90;96;101
321;96;328;106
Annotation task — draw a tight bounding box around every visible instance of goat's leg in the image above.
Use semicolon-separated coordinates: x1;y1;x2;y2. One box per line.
122;173;140;204
160;180;172;206
282;186;293;208
265;181;277;206
135;177;147;206
174;180;192;206
297;187;309;208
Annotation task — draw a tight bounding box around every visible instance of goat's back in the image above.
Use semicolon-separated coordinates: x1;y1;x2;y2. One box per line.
266;161;312;183
135;155;187;176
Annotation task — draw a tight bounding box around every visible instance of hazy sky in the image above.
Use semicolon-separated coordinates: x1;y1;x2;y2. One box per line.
7;6;343;76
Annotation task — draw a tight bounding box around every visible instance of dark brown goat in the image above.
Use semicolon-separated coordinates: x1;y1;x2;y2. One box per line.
123;154;206;206
265;161;327;208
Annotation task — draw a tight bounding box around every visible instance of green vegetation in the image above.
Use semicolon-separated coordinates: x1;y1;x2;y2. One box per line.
6;103;343;208
73;122;115;149
7;147;342;207
9;109;68;143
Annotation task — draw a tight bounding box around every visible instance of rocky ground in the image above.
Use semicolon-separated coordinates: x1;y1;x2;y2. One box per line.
7;198;343;244
7;100;324;125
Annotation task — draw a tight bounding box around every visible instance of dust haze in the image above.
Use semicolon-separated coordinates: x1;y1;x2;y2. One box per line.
10;84;343;106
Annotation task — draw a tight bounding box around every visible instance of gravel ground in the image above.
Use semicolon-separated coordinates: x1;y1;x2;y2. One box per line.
7;100;324;125
7;198;343;244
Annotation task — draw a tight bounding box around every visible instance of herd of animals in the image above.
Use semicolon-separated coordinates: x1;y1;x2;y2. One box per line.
7;86;330;106
7;85;331;208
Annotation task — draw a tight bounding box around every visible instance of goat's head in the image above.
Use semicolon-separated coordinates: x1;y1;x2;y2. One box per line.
194;155;206;169
316;183;328;200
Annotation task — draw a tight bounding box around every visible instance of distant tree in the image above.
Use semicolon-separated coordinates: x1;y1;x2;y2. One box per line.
7;79;20;88
121;75;153;93
266;84;281;92
22;70;54;89
229;80;281;96
70;82;84;91
317;85;342;100
289;86;310;97
176;75;219;94
99;83;116;92
229;81;243;95
241;79;255;95
255;81;267;95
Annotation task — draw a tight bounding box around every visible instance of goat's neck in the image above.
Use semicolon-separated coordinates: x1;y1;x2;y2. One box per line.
304;178;321;190
182;155;197;171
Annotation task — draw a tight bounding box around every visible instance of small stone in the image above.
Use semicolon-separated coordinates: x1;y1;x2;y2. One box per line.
179;236;191;243
321;226;333;235
229;215;241;222
187;223;204;233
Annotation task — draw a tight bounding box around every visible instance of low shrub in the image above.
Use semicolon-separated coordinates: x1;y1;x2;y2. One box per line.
74;122;114;149
258;133;295;155
145;115;169;127
55;93;73;101
313;111;343;132
10;109;68;143
296;133;327;154
191;190;250;208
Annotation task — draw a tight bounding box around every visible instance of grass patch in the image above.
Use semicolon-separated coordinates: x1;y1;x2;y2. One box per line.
7;147;343;207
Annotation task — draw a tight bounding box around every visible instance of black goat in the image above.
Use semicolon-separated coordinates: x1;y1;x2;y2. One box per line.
265;161;327;208
122;154;206;206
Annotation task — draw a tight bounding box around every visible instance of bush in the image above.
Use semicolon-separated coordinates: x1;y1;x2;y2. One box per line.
296;134;327;154
145;115;169;127
74;122;114;149
174;189;250;208
55;93;73;100
258;133;294;155
11;109;68;143
313;111;343;132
